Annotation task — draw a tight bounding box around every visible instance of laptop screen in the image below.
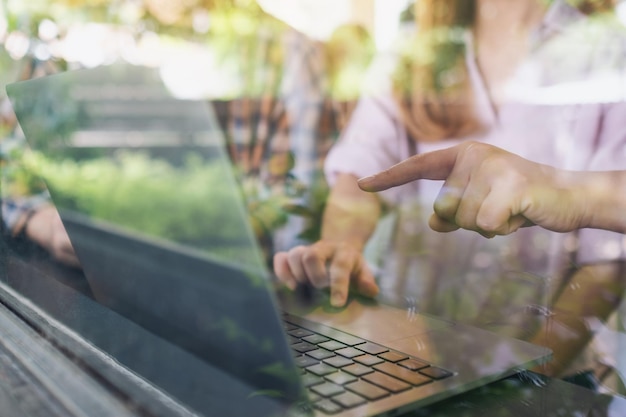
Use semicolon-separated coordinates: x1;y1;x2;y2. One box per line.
6;64;307;415
9;63;265;271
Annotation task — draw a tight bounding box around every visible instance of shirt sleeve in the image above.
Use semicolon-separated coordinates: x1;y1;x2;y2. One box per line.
323;94;415;206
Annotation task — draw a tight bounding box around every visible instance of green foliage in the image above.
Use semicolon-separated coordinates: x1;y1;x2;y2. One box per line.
325;24;375;100
285;178;330;243
21;149;258;251
1;145;48;197
394;26;468;95
207;9;287;97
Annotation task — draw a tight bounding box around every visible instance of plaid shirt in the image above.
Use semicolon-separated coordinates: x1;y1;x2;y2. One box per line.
1;29;359;255
222;27;358;254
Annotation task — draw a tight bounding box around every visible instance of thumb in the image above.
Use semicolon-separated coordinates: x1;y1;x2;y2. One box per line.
354;262;379;297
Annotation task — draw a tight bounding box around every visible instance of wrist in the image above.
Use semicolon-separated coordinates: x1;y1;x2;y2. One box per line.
12;209;38;241
575;171;626;233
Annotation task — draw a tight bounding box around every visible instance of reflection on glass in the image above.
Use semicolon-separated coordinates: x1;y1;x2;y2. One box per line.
7;63;307;414
11;64;264;271
25;149;264;268
1;0;626;415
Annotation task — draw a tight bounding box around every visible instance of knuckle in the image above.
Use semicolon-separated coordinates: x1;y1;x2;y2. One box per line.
287;245;307;261
433;200;456;220
454;214;474;231
476;218;498;232
333;246;357;266
301;249;320;265
459;141;485;159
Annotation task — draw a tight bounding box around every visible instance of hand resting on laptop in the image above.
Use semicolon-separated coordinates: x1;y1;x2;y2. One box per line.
274;173;381;308
274;241;379;308
20;205;81;268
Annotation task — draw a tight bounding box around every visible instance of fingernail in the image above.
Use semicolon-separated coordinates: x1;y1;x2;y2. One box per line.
357;176;375;191
367;283;380;296
331;292;344;307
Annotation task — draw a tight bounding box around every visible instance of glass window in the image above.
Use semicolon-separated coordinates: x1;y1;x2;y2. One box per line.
2;1;626;416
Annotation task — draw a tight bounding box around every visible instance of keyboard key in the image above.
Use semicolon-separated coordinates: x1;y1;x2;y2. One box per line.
354;354;384;366
398;358;429;371
307;349;336;360
287;335;300;344
335;347;365;358
420;366;453;380
323;356;354;368
378;351;408;363
313;399;343;414
294;355;319;368
302;373;324;387
308;392;321;402
289;329;314;338
318;341;348;351
292;342;317;353
311;382;345;397
342;364;374;377
332;391;366;408
325;372;357;385
324;331;366;346
356;342;388;355
302;334;330;344
283;323;298;331
307;363;339;377
373;362;433;386
345;380;389;401
363;372;411;393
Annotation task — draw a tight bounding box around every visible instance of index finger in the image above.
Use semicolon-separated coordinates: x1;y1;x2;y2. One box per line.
357;145;460;192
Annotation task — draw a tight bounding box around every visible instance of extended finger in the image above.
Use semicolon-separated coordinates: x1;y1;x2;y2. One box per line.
327;248;360;307
352;261;379;298
357;146;460;192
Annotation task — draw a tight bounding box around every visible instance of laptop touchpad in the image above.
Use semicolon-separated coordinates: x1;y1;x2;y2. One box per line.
296;299;453;344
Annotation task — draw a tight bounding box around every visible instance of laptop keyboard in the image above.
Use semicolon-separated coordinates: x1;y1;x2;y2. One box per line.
283;318;454;415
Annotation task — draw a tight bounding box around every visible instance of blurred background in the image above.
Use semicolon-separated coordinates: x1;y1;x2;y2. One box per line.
0;0;430;270
0;0;416;99
3;0;626;404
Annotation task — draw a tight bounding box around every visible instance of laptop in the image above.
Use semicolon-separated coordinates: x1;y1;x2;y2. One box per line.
6;64;551;417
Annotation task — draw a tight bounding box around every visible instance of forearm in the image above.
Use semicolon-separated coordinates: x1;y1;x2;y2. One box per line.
530;262;624;377
1;197;51;238
321;173;381;251
575;170;626;234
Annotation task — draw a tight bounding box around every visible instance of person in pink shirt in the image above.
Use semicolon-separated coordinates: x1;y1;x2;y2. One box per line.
274;0;626;381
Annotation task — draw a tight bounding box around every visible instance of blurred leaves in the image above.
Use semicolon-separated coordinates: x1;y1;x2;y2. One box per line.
1;146;48;197
4;0;268;39
21;149;258;249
